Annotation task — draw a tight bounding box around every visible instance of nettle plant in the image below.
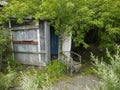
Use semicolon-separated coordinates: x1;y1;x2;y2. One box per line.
0;26;10;57
0;26;11;68
91;45;120;90
0;26;20;72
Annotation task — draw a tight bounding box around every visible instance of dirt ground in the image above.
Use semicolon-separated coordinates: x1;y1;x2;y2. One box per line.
45;74;102;90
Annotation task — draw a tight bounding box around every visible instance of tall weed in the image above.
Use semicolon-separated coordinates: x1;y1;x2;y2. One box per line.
46;60;67;82
20;60;67;90
0;69;18;90
91;45;120;90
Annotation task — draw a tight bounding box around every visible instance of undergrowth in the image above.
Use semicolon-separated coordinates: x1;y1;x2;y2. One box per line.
91;45;120;90
0;60;67;90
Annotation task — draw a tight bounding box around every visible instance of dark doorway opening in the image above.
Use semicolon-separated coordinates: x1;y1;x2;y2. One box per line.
50;26;58;60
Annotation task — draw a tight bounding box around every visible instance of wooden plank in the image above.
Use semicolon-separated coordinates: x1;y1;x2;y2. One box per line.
11;27;39;31
13;51;46;54
10;23;39;30
44;21;50;63
37;28;41;62
13;41;38;45
12;30;38;41
9;20;15;60
14;53;40;65
13;44;38;52
39;22;45;51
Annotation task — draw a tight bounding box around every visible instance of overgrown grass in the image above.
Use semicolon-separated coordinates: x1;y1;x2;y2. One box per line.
91;45;120;90
0;59;67;90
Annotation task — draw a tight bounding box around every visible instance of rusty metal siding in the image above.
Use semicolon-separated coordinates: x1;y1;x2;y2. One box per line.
12;30;37;41
11;21;40;65
41;53;46;63
12;27;41;65
14;53;40;65
11;20;50;66
13;44;38;52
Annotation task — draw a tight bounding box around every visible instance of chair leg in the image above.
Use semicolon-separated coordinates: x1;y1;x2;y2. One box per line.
70;65;75;76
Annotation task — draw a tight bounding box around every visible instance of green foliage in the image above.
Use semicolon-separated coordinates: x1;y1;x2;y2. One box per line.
2;0;120;49
20;60;66;90
0;53;22;74
81;66;95;75
0;59;66;90
0;26;10;55
20;72;39;90
0;69;19;90
90;0;120;50
0;26;12;72
0;26;21;73
91;45;120;90
0;26;22;89
46;60;67;82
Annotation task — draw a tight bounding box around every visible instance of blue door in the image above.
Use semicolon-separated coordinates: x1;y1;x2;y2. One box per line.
50;27;58;59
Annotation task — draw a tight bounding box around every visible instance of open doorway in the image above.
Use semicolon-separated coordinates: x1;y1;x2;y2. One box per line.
50;26;58;60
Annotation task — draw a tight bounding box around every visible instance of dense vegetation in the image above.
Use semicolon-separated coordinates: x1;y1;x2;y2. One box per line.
1;0;120;89
1;0;120;49
0;60;66;90
92;45;120;90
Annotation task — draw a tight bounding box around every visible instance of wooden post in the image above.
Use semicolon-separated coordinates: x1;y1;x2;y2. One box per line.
44;21;50;64
59;31;72;63
37;28;41;63
9;20;15;60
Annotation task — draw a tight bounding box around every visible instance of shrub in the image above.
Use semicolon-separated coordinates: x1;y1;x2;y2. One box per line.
46;60;67;82
0;70;18;90
0;26;20;73
20;72;39;90
0;26;10;54
91;45;120;90
20;60;67;90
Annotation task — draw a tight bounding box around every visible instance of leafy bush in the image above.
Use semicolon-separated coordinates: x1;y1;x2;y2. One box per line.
0;27;10;56
0;26;10;54
20;72;38;90
0;26;21;73
46;60;67;82
91;45;120;90
0;70;18;90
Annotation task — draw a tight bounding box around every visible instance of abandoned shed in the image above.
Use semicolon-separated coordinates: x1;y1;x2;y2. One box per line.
0;1;81;67
8;19;72;66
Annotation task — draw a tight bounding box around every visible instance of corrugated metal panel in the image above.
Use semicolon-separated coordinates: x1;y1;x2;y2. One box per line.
41;53;46;63
11;20;51;66
12;30;37;41
14;53;40;65
13;44;38;52
11;24;41;65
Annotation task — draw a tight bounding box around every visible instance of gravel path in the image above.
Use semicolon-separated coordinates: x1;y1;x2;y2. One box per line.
47;75;102;90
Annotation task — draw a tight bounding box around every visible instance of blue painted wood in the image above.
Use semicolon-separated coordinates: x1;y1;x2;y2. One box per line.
50;27;58;55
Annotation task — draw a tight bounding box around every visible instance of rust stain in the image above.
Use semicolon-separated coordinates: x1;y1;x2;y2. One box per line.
13;40;38;45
